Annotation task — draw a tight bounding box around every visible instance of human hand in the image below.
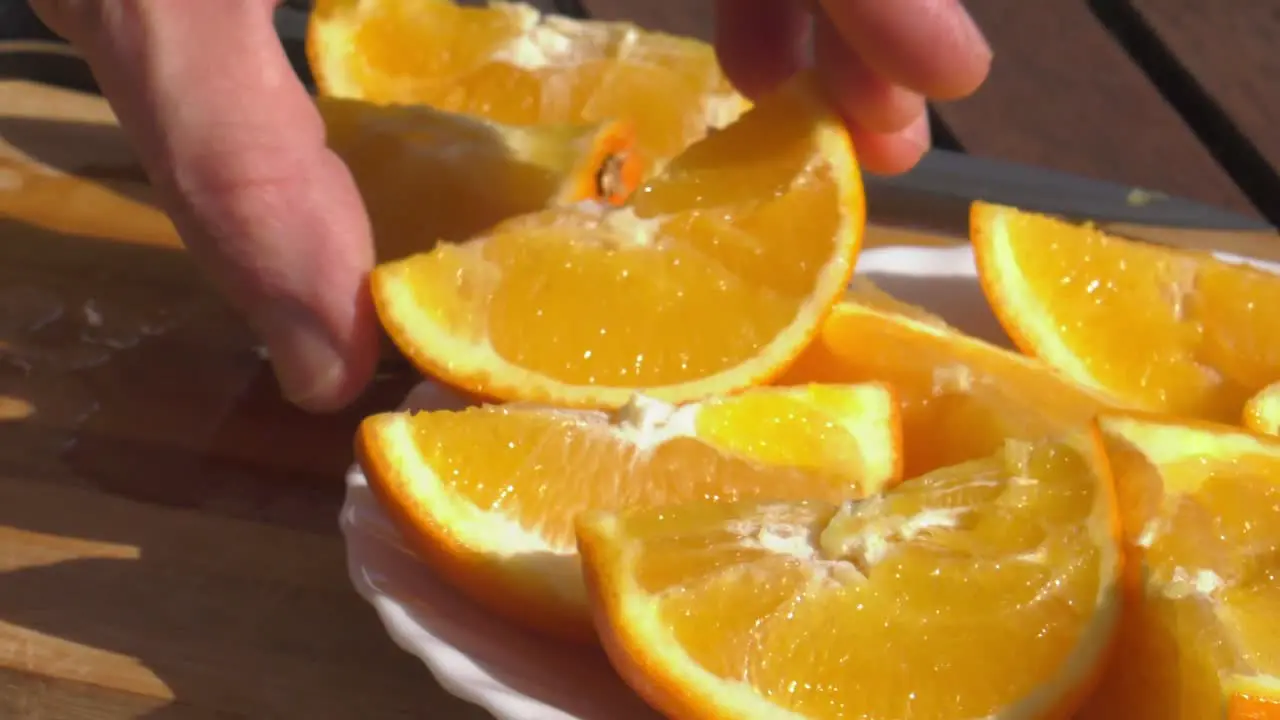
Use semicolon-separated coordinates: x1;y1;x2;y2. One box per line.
30;0;379;413
714;0;992;175
30;0;989;415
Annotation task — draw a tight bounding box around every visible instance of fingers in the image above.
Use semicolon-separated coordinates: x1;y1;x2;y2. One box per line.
33;0;379;412
813;14;924;135
847;111;932;177
714;0;990;176
814;16;929;174
712;0;810;99
818;0;991;101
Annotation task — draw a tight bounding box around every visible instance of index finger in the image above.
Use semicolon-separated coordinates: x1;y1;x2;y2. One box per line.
819;0;992;100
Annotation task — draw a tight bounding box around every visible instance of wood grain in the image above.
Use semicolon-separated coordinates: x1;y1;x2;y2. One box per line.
0;80;428;530
932;0;1255;216
1128;0;1280;215
0;78;497;719
0;478;491;719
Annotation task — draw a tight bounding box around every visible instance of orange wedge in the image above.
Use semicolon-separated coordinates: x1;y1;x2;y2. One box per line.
320;97;641;263
577;431;1124;719
308;0;747;162
357;383;901;642
371;72;863;408
971;201;1280;423
778;293;1112;477
1243;381;1280;436
1079;413;1280;719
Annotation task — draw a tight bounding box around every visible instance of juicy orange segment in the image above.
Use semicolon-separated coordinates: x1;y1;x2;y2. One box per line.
356;383;901;642
371;72;863;408
778;296;1112;477
320;97;641;262
1080;413;1280;719
971;201;1280;423
308;0;747;162
577;433;1124;719
1243;381;1280;437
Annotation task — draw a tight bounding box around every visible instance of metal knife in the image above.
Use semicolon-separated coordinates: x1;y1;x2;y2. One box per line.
866;149;1280;261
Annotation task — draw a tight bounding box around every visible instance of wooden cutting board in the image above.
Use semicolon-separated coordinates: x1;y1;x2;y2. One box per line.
0;76;504;719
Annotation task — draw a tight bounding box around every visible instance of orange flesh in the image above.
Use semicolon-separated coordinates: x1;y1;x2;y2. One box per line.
394;387;894;550
376;74;857;393
974;204;1280;423
313;0;744;161
778;302;1108;477
588;438;1118;718
1082;418;1280;718
1243;382;1280;436
319;97;636;262
344;1;529;94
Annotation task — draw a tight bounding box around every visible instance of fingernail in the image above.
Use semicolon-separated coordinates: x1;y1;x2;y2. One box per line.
253;303;345;410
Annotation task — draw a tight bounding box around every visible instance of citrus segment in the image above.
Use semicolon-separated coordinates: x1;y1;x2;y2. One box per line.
356;383;901;641
371;72;863;408
1243;381;1280;437
778;298;1111;477
577;434;1124;719
308;0;747;162
320;97;641;262
971;201;1280;423
1080;413;1280;719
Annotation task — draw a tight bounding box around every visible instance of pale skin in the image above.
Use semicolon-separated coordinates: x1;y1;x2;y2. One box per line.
30;0;991;412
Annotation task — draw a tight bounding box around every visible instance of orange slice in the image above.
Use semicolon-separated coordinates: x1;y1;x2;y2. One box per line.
778;294;1111;477
1079;413;1280;719
971;201;1280;424
356;382;901;642
1243;381;1280;436
320;97;641;263
371;72;863;408
308;0;748;163
577;432;1124;719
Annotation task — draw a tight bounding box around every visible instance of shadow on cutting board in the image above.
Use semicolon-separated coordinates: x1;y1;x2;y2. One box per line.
0;214;472;717
0;90;476;717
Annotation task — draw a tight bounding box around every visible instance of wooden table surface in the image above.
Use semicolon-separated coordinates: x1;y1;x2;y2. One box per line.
1;1;1278;718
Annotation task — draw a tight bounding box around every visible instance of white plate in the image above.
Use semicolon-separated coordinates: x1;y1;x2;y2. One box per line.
340;244;1001;720
341;240;1280;718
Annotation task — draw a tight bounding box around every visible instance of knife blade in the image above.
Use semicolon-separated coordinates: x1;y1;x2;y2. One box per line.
865;149;1280;259
867;149;1273;232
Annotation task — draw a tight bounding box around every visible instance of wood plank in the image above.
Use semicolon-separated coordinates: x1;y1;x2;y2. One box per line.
1;666;172;720
0;477;493;719
581;0;1257;217
1127;0;1280;219
931;0;1255;216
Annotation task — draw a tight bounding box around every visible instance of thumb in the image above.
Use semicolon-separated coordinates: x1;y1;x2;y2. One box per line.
37;0;380;411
